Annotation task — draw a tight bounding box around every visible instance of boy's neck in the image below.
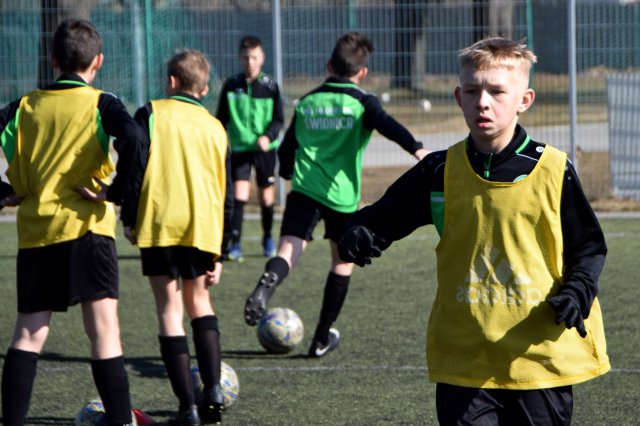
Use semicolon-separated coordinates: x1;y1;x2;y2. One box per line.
167;89;201;100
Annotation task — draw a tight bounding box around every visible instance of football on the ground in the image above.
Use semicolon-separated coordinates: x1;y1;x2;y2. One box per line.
220;361;240;409
75;398;139;426
256;307;304;354
191;361;240;409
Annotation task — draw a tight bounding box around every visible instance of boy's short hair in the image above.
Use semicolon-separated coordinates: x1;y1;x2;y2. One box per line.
458;37;537;78
239;35;263;52
52;18;102;73
167;49;210;93
329;32;374;77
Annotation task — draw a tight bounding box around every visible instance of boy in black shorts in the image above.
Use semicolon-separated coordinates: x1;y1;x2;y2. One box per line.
0;18;143;426
216;35;284;261
243;32;428;357
125;49;231;425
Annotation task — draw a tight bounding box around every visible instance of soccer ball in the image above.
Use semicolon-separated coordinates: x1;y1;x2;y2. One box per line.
75;398;106;426
220;361;240;409
75;398;138;426
191;361;240;409
256;307;304;354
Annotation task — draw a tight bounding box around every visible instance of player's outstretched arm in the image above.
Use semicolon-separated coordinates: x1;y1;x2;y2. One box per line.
338;226;386;267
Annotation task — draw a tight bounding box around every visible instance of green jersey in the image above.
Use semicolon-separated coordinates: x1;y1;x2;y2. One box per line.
279;77;422;213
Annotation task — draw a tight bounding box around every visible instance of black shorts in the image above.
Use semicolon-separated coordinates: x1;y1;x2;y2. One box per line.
280;191;353;243
436;383;573;426
140;246;214;279
231;150;277;188
16;232;119;313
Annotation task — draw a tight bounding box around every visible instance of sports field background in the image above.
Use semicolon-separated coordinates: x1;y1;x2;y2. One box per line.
0;217;638;425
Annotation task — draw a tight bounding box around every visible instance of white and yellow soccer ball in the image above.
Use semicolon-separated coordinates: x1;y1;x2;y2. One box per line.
256;307;304;354
220;361;240;409
75;398;138;426
191;361;240;409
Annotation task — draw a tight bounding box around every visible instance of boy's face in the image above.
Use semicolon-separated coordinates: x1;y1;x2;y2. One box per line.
240;46;265;81
455;65;534;153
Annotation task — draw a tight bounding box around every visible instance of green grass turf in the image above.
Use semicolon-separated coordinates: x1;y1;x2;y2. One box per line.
0;217;638;425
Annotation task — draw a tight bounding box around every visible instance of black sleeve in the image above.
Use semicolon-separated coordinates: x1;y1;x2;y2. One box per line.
100;95;148;226
362;95;423;154
215;82;230;129
349;155;435;246
264;84;285;142
559;160;607;318
0;99;20;204
220;148;234;260
278;114;298;180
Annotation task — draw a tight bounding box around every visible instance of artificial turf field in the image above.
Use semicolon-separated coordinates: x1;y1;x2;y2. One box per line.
0;217;638;425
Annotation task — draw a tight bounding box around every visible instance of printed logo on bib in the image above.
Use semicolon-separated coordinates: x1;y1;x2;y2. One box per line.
457;247;543;305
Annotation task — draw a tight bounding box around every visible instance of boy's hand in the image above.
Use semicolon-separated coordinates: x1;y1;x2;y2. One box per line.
75;177;109;202
124;226;137;245
414;148;430;161
0;193;24;208
547;292;587;338
205;262;223;287
338;226;385;267
257;135;271;152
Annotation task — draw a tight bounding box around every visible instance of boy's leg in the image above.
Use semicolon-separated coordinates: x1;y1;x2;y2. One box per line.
183;276;222;425
256;149;277;257
259;185;276;257
148;276;199;420
82;298;133;425
229;152;253;261
2;311;51;425
244;236;305;326
308;242;354;357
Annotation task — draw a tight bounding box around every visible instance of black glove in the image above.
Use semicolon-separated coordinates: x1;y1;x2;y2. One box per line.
338;226;385;267
548;292;587;338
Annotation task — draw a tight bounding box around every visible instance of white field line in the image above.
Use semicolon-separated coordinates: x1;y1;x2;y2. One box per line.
31;364;640;374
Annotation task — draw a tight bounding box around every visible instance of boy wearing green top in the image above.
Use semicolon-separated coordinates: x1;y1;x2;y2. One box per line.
216;35;284;261
243;32;428;357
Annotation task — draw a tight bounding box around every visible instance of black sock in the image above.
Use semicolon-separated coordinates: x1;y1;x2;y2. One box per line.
315;272;351;344
191;316;221;391
91;356;132;424
261;204;274;238
158;336;194;410
2;348;38;425
231;199;245;245
265;256;290;285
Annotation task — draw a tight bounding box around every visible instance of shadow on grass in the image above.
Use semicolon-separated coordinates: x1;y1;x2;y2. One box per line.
222;349;309;360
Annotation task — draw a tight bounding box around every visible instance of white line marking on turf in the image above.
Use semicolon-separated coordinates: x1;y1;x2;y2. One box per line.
35;365;640;374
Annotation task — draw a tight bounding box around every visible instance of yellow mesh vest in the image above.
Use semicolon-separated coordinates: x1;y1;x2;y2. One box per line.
135;98;228;255
428;141;609;389
8;87;116;248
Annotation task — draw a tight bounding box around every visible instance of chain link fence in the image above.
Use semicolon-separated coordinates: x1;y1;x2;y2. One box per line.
1;0;639;207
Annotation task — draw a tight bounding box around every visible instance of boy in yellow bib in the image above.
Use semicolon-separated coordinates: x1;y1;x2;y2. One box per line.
339;37;608;425
0;19;144;425
125;49;232;426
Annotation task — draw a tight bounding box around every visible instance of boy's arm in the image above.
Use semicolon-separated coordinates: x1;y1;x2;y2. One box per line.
362;95;424;157
220;146;234;260
548;160;607;337
0;100;21;208
263;84;285;142
99;94;148;225
277;114;298;179
339;156;435;266
215;81;230;128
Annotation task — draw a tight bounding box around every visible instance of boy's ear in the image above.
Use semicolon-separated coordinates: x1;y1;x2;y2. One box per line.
517;87;535;113
454;86;462;108
326;60;334;74
92;53;104;72
168;75;180;91
199;84;210;98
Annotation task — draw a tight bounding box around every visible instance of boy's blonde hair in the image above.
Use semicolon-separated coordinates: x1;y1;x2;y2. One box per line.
458;37;537;78
167;49;210;93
